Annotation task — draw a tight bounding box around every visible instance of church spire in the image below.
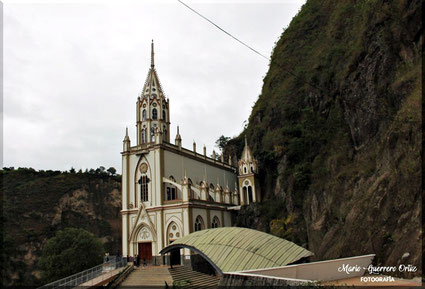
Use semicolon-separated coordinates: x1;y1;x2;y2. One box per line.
141;40;165;100
136;41;170;145
151;39;154;68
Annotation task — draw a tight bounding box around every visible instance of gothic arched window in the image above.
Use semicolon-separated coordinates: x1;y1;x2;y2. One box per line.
142;109;146;120
139;175;149;202
141;128;146;144
164;126;167;140
166;184;177;200
243;186;248;204
244;167;247;174
151;127;155;142
162;110;166;121
152;108;158;120
194;216;204;232
212;216;220;228
248;186;253;203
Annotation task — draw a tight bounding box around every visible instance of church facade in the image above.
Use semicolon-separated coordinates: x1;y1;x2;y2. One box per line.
121;42;260;264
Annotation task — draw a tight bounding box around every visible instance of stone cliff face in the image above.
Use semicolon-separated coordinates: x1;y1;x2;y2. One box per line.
227;0;422;277
2;169;122;287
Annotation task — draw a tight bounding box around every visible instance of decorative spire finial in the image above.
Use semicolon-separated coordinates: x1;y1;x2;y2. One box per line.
126;127;128;137
244;135;248;147
151;39;154;68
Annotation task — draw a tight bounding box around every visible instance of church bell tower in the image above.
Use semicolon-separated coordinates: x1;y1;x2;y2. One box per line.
238;136;260;205
136;40;170;145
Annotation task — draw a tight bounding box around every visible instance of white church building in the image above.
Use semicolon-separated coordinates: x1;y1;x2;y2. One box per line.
121;41;261;265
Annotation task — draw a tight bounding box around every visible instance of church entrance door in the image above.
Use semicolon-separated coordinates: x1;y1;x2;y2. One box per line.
138;242;152;264
170;249;181;266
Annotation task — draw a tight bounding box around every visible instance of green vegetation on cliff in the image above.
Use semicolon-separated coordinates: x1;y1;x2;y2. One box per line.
37;228;105;284
2;167;121;287
227;0;421;277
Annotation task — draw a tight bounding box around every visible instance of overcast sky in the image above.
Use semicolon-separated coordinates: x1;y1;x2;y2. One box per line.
3;0;305;172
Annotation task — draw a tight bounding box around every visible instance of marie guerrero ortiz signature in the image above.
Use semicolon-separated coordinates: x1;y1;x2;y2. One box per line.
338;264;417;275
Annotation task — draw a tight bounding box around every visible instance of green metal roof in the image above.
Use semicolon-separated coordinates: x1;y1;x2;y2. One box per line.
160;227;313;274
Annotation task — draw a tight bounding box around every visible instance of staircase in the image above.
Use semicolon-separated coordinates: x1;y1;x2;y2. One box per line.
168;265;220;287
118;266;173;287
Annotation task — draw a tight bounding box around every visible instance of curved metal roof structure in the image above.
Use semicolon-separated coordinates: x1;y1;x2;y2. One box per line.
160;227;313;274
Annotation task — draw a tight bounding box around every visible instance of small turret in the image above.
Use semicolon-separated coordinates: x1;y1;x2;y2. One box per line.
175;126;182;149
237;135;260;205
123;127;131;152
238;136;258;175
214;178;223;203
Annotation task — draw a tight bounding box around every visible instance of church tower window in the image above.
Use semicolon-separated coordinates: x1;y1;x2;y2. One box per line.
243;186;247;204
151;127;155;142
248;186;253;204
141;128;146;144
152;108;158;120
162;110;166;121
139;175;149;202
142;109;146;120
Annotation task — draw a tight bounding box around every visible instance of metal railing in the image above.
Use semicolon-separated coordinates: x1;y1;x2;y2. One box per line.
38;256;128;289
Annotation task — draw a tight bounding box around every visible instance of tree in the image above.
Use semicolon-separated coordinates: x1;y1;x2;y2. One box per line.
107;167;116;176
215;135;231;152
69;167;76;174
37;228;104;284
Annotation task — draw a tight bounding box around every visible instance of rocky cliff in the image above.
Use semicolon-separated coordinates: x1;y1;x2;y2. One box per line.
227;0;422;277
2;168;122;287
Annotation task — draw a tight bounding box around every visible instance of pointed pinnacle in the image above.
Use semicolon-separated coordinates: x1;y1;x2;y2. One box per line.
151;39;155;67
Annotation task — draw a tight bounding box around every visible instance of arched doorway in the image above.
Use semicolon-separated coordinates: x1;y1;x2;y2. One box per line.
248;186;253;203
167;221;182;266
136;226;154;265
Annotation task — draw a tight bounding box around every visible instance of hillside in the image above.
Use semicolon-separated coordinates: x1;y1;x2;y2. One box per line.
226;0;422;277
2;168;122;287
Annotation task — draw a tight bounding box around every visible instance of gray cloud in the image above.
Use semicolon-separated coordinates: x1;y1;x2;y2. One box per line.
3;0;305;172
